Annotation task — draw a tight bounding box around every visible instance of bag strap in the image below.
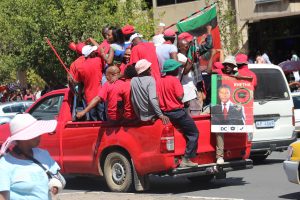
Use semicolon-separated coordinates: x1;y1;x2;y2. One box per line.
13;146;53;179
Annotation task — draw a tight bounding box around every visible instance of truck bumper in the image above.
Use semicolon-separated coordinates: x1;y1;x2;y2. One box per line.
283;160;300;184
168;159;253;177
251;134;297;153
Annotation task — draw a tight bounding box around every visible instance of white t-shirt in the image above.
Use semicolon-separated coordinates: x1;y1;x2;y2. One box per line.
179;69;197;103
156;44;178;72
0;148;60;200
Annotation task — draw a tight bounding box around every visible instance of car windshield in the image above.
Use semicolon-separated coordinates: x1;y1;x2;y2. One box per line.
250;68;290;101
293;95;300;109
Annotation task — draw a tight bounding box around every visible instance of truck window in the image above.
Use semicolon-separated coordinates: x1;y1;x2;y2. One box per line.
29;95;64;120
250;68;290;101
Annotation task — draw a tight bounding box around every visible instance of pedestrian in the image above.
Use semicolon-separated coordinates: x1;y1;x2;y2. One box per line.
177;53;201;116
129;33;161;80
158;59;199;168
0;113;65;200
107;26;126;63
212;55;238;164
130;59;169;124
74;45;106;121
156;28;178;71
34;86;42;100
23;88;35;101
76;66;125;123
119;47;131;75
236;53;258;88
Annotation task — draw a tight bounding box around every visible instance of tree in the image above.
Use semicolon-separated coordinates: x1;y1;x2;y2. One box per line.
0;0;155;87
216;0;242;55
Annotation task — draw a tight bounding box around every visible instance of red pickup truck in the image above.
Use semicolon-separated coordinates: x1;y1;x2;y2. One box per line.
0;88;252;192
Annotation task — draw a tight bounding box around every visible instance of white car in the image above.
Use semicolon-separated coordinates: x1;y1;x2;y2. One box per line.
0;101;34;124
292;92;300;134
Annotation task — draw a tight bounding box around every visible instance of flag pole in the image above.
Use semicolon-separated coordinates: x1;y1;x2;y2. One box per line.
165;1;218;30
44;37;70;74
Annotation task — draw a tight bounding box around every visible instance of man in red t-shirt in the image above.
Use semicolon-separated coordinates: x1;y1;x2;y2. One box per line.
69;42;86;83
129;33;161;80
235;53;257;88
159;59;199;168
76;66;135;122
74;45;105;121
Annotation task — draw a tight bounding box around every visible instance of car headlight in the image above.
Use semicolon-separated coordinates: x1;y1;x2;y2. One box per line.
287;146;294;161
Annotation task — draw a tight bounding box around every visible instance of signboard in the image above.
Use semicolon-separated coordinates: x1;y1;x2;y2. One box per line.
211;75;254;133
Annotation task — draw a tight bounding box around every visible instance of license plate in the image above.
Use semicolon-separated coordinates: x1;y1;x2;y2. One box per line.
255;120;275;128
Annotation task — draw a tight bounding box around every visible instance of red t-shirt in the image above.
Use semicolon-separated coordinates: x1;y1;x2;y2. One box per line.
119;63;128;75
130;42;161;80
75;57;103;104
158;75;184;112
118;79;136;119
70;56;85;81
98;79;136;120
238;65;258;88
98;80;122;120
99;39;110;55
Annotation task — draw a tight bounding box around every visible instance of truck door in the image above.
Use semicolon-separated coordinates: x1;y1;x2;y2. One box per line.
28;94;65;163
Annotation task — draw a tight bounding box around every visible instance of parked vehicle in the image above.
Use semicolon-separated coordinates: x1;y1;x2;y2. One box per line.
0;101;34;124
249;64;297;161
0;88;252;192
283;140;300;184
291;92;300;134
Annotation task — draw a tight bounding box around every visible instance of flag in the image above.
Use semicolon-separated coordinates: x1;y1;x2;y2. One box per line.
176;5;222;71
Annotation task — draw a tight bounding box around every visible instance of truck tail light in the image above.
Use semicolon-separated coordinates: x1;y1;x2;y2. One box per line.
292;107;295;127
160;125;174;153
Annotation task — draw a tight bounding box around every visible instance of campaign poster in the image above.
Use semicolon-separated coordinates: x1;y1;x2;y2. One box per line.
211;74;254;133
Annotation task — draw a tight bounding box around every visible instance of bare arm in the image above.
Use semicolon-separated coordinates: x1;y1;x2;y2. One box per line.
87;37;100;47
0;191;9;200
182;60;193;75
76;96;101;119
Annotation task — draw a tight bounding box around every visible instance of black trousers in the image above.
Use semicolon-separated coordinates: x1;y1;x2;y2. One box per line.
164;109;199;158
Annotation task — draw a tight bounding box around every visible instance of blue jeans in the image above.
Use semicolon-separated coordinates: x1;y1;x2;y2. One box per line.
164;109;199;158
90;102;106;121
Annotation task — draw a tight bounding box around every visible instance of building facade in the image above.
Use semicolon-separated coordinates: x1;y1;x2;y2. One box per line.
152;0;300;64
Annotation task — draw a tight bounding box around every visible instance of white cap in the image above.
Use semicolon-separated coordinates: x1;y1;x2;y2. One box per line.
82;45;98;57
129;33;143;43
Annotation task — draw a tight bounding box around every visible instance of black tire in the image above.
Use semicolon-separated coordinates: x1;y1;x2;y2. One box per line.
104;152;133;192
188;175;215;183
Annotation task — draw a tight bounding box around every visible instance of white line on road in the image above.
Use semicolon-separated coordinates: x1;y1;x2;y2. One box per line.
181;196;244;200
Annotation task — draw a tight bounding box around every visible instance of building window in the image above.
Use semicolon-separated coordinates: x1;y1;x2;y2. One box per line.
156;0;196;7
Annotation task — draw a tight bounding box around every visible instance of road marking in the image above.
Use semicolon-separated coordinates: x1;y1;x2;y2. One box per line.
181;196;244;200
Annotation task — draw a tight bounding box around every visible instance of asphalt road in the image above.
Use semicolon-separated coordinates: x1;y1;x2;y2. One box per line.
60;151;300;200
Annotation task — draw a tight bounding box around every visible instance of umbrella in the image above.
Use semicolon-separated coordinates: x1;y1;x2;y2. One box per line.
278;60;300;73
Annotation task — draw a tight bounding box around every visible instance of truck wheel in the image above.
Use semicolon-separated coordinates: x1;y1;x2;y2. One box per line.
104;152;133;192
188;175;215;183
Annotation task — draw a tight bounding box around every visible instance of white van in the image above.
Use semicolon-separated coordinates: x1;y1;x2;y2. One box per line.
249;64;296;161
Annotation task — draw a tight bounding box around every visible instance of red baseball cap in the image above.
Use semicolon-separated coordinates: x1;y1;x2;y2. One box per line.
68;42;77;51
163;29;176;37
178;32;193;42
235;53;249;65
122;25;135;35
76;42;86;55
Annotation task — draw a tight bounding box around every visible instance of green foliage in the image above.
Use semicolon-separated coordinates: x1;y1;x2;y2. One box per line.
0;0;155;86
